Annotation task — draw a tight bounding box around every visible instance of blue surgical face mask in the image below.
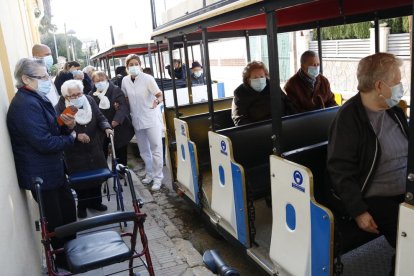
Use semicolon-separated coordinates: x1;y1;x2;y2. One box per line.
129;65;141;76
71;70;83;77
193;71;203;78
70;95;85;108
43;55;54;71
250;77;267;92
307;66;320;79
384;82;404;108
36;79;52;97
95;81;108;91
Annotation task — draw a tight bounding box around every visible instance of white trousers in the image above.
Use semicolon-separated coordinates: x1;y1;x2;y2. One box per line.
134;126;163;181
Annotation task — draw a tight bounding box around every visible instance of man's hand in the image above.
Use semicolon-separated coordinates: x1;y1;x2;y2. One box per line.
61;113;76;129
77;133;90;144
355;212;379;234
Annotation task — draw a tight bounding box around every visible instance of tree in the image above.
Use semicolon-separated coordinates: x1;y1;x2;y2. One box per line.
41;33;86;65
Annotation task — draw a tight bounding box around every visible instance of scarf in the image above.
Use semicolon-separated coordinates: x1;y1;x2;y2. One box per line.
65;95;92;125
298;68;316;90
93;87;110;109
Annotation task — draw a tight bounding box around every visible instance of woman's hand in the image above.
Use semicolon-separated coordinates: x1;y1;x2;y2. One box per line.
61;113;76;129
111;121;119;128
355;212;379;234
105;128;114;137
152;99;160;109
77;133;90;143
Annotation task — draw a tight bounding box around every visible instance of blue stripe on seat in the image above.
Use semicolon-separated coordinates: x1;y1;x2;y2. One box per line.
311;201;331;275
188;142;199;205
232;162;248;247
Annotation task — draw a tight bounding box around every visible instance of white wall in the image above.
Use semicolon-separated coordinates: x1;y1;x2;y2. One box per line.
0;0;42;274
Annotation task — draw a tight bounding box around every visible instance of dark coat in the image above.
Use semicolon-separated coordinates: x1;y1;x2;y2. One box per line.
190;73;204;86
284;70;337;113
7;87;74;190
54;72;92;95
89;83;135;148
231;80;293;126
327;93;409;218
55;95;111;174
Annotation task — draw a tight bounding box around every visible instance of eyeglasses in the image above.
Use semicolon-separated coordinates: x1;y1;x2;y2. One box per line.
67;93;83;99
28;75;50;81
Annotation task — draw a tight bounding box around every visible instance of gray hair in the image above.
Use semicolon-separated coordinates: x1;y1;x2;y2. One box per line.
83;65;95;75
14;58;45;88
357;53;402;93
300;50;318;65
61;80;84;97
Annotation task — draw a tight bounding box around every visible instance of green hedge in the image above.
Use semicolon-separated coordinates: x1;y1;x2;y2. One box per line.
313;17;409;40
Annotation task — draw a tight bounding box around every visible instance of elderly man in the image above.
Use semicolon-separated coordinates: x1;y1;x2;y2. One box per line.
327;53;407;274
32;44;59;105
166;59;187;81
284;50;337;113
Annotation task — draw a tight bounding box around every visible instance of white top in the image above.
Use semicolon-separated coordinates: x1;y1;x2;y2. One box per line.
46;80;59;106
121;73;161;130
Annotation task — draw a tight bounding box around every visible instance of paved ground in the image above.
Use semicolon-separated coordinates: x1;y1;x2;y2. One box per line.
47;154;214;276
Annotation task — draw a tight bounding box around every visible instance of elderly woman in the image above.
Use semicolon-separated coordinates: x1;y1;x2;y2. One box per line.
231;61;292;126
122;54;164;191
327;53;408;273
90;71;134;166
55;61;92;95
56;80;113;219
7;58;76;269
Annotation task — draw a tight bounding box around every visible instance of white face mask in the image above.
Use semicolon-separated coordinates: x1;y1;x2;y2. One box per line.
95;81;109;92
384;82;404;108
250;77;267;92
307;66;320;78
70;95;85;108
193;71;203;78
129;65;141;76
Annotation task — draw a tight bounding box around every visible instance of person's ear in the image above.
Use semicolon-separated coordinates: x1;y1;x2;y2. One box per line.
21;75;32;86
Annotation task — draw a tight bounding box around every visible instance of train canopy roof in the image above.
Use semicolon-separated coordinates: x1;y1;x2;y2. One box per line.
90;42;158;60
151;0;412;41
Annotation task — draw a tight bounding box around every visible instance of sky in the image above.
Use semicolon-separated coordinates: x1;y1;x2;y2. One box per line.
50;0;154;51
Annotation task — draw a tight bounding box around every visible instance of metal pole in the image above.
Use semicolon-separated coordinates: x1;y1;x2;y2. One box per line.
52;31;58;60
199;42;206;85
64;23;70;60
106;58;111;78
405;3;414;205
202;28;215;131
168;39;180;118
183;36;193;104
148;43;154;73
178;45;183;62
374;17;380;53
112;56;116;76
143;54;147;68
110;25;115;45
245;30;251;62
157;41;165;95
191;45;195;62
316;24;323;75
150;0;157;30
266;10;282;155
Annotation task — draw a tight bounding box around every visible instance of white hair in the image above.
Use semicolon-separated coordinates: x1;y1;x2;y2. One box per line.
61;80;84;97
83;65;95;75
14;58;45;88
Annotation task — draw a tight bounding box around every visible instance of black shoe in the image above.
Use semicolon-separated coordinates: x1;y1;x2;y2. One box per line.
77;208;87;219
89;204;108;212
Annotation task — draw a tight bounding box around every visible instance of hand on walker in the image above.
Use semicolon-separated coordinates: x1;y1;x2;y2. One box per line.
77;133;90;144
61;114;76;129
105;128;114;137
355;211;379;234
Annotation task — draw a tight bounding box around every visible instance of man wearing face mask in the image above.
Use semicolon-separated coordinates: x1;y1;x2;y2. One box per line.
326;53;407;275
231;61;292;126
32;44;60;105
190;61;205;86
284;50;337;113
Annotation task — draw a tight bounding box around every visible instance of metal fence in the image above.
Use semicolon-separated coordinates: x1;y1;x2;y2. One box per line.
309;33;410;58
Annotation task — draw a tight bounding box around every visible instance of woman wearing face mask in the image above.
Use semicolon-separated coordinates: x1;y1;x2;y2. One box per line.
326;53;407;274
90;71;134;166
122;54;164;191
56;80;113;219
231;61;292;126
54;61;92;95
7;58;77;270
190;61;205;86
284;50;337;113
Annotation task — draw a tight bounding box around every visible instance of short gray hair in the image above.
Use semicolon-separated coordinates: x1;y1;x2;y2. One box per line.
14;58;45;88
357;53;402;93
83;65;95;75
300;50;318;65
61;80;84;97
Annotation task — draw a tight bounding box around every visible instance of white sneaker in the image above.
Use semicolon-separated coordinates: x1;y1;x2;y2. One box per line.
141;177;153;185
151;180;162;191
